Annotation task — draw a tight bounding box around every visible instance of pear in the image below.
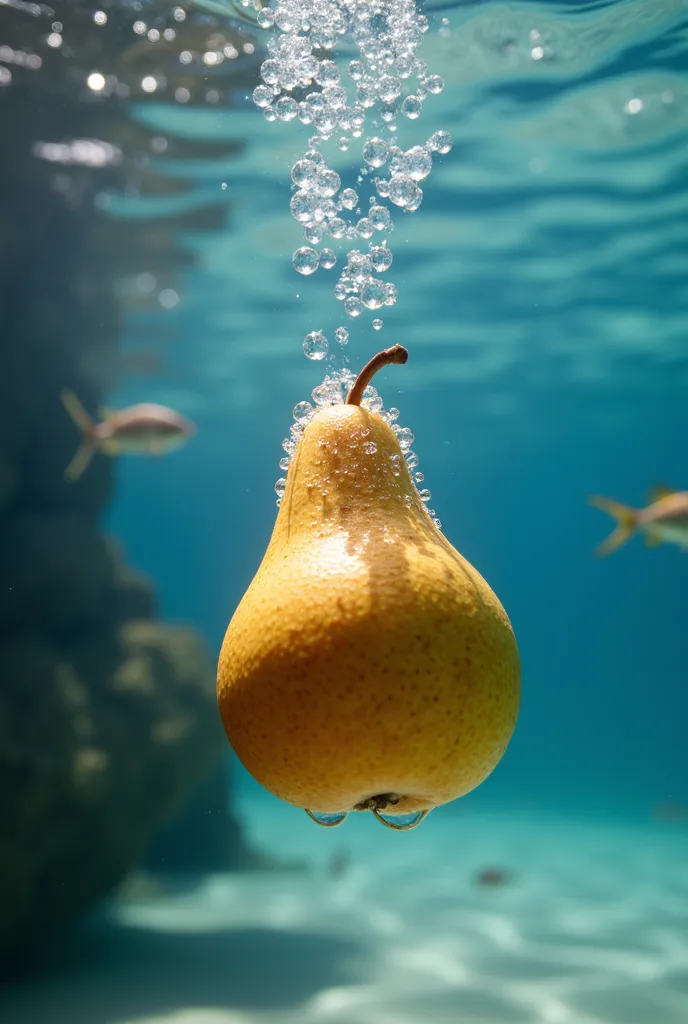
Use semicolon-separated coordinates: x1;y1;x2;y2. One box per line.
217;346;520;829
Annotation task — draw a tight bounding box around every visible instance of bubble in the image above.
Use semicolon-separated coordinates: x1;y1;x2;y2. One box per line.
405;451;418;469
404;145;432;181
362;388;383;413
370;245;393;272
428;130;453;155
357;217;374;239
335;326;349;345
293;246;320;275
388;174;418;207
348;60;364;80
418;488;432;503
257;7;275;28
314;59;338;86
293;400;314;424
395;54;414;78
357;82;377;107
303;330;328;359
362;441;378;454
319;248;337;270
334;283;347;300
304;223;324;244
277;96;298;120
337;136;350;151
395;426;415;451
424;74;444;94
314;168;341;197
279;456;290;471
347;251;373;280
275;477;287;498
264;107;277;122
361;278;387;309
329;217;346;238
344;296;364;317
291;190;316;223
405;187;423;212
384;282;398;305
261;59;280;84
369;204;391;230
363;136;389;168
377;74;402;102
401;95;422;119
372;318;383;330
388;407;399;421
340;188;359;209
390;453;401;475
326;86;348;109
376;179;390;198
253;85;273;107
414;471;425;484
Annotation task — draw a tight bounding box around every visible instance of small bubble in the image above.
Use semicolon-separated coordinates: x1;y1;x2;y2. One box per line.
363;136;389;168
348;60;364;81
388;174;419;208
404;145;432;181
405;451;419;469
304;224;324;244
279;456;290;471
414;471;424;483
419;488;432;503
377;74;402;103
395;427;415;451
372;318;383;330
293;246;320;275
384;282;398;306
362;387;383;413
303;330;328;360
320;248;337;270
369;205;391;231
275;477;287;498
291;190;316;223
335;326;349;345
292;158;319;188
357;217;374;239
257;7;275;28
362;441;378;454
401;95;422;119
277;96;298;121
424;75;444;94
344;296;364;317
388;408;399;422
390;453;401;475
427;130;453;155
370;246;393;272
293;401;314;424
340;188;359;210
316;168;341;198
361;278;387;310
329;217;346;238
253;84;273;108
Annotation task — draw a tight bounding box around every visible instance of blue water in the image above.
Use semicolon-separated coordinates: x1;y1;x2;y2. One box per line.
4;1;688;1020
106;0;688;822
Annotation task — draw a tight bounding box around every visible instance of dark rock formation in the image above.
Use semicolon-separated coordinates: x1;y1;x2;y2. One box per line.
0;0;263;960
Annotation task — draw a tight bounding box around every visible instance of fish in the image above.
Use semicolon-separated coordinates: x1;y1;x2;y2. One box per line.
60;389;196;482
589;485;688;556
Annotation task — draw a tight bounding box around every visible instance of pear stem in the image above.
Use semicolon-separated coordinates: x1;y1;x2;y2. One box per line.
346;344;409;407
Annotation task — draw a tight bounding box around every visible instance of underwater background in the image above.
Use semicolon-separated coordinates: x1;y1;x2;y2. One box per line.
1;0;687;1021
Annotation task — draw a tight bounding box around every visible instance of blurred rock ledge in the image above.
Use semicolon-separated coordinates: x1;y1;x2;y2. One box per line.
0;0;264;961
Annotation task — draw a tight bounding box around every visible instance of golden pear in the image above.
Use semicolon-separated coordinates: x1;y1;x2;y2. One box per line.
217;347;520;829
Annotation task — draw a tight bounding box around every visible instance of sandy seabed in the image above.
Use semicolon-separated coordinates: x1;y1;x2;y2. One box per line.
2;796;688;1024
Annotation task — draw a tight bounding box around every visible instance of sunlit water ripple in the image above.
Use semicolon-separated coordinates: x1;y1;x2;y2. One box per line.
114;0;688;428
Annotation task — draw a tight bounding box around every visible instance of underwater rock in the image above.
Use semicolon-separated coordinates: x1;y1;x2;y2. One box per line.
0;624;225;959
0;3;259;963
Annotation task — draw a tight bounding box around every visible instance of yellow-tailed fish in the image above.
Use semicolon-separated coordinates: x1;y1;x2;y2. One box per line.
589;485;688;556
60;389;196;482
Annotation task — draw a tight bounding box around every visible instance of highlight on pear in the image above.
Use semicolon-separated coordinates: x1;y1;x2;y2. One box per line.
217;347;521;830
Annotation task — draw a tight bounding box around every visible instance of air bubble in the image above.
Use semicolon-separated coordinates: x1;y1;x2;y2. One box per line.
395;427;415;451
293;400;314;424
388;174;418;207
369;205;391;231
340;188;358;209
377;74;402;102
329;217;346;239
372;318;383;330
304;224;324;244
348;60;363;81
275;477;287;497
357;218;374;239
320;248;337;270
290;190;316;223
363;136;389;168
362;441;377;454
424;75;444;95
428;130;453;155
335;326;349;345
316;168;341;197
405;451;419;469
414;471;424;483
303;330;328;360
344;296;364;317
401;95;422;119
293;246;320;275
418;488;432;502
253;85;273;108
404;145;432;181
370;246;393;272
361;278;387;310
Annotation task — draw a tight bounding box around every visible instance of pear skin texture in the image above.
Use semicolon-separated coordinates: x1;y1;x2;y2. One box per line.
217;404;520;816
